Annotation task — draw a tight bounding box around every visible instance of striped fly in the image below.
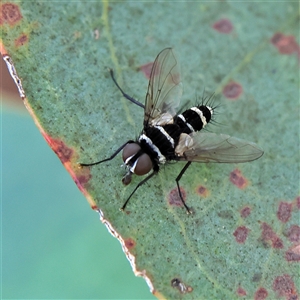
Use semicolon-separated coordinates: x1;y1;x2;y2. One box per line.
80;48;264;214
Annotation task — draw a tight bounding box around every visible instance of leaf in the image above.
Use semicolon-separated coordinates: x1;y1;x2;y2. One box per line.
1;1;299;299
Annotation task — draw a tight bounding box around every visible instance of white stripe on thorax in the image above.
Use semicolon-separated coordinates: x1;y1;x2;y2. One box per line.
154;125;175;147
138;134;166;164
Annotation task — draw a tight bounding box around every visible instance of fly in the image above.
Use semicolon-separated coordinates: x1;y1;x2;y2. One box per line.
80;48;264;214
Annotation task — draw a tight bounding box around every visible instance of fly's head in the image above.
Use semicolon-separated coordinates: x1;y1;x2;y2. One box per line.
122;142;153;185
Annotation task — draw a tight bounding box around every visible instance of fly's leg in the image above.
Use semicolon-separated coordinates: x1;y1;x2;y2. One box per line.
109;68;145;109
121;171;157;211
175;161;193;214
79;141;131;167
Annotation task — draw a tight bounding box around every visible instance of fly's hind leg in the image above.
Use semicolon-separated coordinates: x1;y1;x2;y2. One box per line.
175;161;193;214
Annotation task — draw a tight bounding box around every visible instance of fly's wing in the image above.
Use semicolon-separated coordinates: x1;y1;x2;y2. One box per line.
144;48;183;126
179;132;264;163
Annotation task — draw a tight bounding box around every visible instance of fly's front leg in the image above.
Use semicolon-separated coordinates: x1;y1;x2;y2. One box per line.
121;171;157;211
79;141;131;167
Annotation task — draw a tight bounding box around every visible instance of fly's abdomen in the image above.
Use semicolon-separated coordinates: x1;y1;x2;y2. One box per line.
175;105;213;132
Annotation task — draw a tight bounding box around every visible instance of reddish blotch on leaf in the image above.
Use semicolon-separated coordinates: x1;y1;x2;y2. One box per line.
236;286;247;296
285;244;300;262
273;274;297;298
260;222;283;249
286;225;300;243
230;168;248;189
233;226;250;244
212;18;233;34
0;3;22;26
44;135;73;163
277;201;293;223
271;32;299;55
223;82;243;100
168;187;186;207
124;238;136;250
240;206;251;218
254;287;268;300
196;185;209;197
15;33;28;47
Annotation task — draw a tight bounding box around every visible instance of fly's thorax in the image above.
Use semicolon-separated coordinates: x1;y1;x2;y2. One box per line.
122;142;153;178
139;134;167;164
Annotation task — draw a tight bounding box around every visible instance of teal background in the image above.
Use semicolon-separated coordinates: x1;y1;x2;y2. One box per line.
2;109;154;299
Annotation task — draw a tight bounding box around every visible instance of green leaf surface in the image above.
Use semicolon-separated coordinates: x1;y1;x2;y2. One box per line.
1;1;299;299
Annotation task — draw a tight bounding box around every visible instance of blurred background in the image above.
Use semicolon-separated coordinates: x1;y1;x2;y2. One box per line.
1;57;154;299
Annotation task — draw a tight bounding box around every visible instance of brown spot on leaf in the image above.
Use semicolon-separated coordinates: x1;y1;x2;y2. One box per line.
271;32;299;55
230;169;248;189
240;206;251;218
236;286;247;296
273;274;297;299
285;244;300;262
212;18;233;34
286;225;300;243
14;33;28;47
254;287;268;300
76;172;91;185
273;238;284;249
223;82;243;100
139;62;154;79
124;238;136;250
260;222;283;249
0;3;22;26
196;185;209;197
45;136;73;163
73;161;92;191
74;172;92;192
233;226;249;244
168;187;186;207
277;201;293;223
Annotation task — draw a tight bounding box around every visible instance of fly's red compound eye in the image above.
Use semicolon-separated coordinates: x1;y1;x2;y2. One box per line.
122;143;141;163
134;153;153;175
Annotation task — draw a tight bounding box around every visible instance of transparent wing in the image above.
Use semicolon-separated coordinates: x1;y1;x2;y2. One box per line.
144;48;183;126
179;132;264;163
